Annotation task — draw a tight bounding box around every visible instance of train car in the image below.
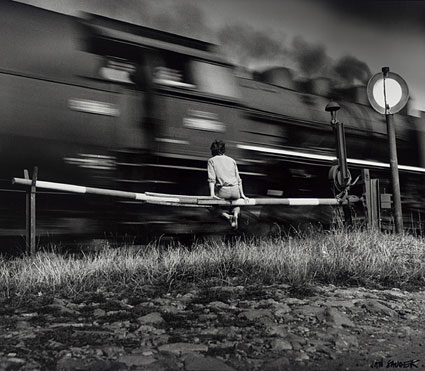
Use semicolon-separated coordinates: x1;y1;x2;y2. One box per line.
1;1;425;240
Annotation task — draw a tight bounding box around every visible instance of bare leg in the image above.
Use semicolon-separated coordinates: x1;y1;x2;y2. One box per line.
231;206;240;229
221;211;233;223
221;211;232;221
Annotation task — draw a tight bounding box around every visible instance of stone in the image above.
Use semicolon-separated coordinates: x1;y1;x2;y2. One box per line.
334;333;359;350
158;343;208;355
135;324;158;334
238;309;273;321
361;300;396;317
296;306;325;318
15;320;31;329
295;352;310;362
184;354;236;371
266;325;289;337
118;354;157;367
198;313;218;321
270;339;293;351
56;357;86;371
324;300;356;308
5;357;26;366
151;335;170;346
159;305;182;314
325;307;354;328
285;298;306;305
137;312;164;324
47;303;80;316
101;345;125;358
262;357;291;371
208;301;230;311
20;312;38;318
176;292;196;304
86;360;124;371
199;328;219;336
47;340;65;350
273;303;291;317
93;309;106;317
382;289;406;299
286;332;307;350
333;289;357;299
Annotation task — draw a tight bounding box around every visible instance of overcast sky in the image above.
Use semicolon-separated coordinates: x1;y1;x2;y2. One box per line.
16;0;425;112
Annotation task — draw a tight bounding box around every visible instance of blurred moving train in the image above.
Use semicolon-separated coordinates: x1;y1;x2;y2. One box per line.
1;1;425;240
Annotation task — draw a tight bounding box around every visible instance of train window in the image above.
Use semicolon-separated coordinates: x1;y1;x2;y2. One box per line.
151;52;239;98
99;58;136;84
153;52;195;89
191;61;239;98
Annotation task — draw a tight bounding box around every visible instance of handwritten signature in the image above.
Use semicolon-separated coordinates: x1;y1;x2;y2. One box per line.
370;358;420;369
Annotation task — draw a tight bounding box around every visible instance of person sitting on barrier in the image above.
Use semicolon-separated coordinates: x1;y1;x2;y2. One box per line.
208;140;248;229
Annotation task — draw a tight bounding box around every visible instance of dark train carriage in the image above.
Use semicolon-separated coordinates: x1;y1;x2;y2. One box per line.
0;2;250;237
78;13;253;234
80;13;245;195
1;1;425;240
0;2;125;236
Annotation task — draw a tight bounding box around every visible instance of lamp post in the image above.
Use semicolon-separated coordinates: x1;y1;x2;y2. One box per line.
367;67;409;233
325;101;349;190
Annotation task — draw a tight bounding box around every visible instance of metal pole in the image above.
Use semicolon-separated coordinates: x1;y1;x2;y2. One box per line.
12;177;344;206
335;121;349;186
385;112;403;232
382;67;403;233
25;167;38;254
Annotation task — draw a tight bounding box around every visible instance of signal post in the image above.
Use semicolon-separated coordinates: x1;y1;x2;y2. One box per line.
367;67;409;233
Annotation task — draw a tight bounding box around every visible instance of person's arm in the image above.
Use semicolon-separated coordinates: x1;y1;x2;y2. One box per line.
238;180;248;200
207;159;219;198
235;162;248;200
209;182;219;198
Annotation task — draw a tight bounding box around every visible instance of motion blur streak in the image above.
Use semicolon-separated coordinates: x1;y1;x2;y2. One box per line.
1;0;425;239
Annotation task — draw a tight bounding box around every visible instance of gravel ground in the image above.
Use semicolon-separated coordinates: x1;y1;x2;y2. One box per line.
1;284;425;370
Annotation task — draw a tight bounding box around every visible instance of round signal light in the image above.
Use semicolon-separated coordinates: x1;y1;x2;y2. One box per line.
367;71;409;114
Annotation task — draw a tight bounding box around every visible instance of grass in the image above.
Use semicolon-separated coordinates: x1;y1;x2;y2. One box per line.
1;229;425;300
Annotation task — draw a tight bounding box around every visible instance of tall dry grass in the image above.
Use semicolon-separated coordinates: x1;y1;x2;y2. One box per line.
1;229;425;299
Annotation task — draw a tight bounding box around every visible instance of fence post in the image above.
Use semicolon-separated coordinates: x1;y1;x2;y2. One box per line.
25;167;38;254
370;178;381;230
362;169;380;230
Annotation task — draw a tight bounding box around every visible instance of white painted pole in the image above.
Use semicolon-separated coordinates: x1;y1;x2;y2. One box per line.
12;178;342;207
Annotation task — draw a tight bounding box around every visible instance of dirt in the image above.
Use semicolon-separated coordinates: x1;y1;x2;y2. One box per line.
1;284;425;370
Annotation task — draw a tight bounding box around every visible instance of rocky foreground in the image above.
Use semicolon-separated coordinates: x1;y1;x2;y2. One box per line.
1;284;425;371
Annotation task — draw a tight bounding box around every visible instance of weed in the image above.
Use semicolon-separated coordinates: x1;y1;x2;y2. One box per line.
1;229;425;299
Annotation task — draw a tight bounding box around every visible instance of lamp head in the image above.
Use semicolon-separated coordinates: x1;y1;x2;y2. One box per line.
325;100;340;123
325;101;341;113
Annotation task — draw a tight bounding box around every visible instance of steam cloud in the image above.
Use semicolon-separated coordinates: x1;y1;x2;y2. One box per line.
146;1;211;40
216;24;288;67
217;27;372;86
333;55;372;85
290;36;332;77
18;0;372;87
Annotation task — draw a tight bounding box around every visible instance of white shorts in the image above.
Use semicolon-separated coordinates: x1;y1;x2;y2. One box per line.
217;185;240;200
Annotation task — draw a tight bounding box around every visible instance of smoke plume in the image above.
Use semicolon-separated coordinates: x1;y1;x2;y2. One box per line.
289;36;332;77
217;29;372;87
216;23;288;67
147;1;211;40
285;36;372;85
333;55;372;85
17;0;372;87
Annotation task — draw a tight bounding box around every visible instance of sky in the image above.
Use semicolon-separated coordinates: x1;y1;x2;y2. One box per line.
16;0;425;113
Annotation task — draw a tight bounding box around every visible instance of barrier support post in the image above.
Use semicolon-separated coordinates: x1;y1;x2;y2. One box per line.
362;169;381;230
25;167;38;254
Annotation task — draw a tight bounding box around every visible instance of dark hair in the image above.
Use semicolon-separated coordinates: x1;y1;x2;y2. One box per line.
210;140;225;156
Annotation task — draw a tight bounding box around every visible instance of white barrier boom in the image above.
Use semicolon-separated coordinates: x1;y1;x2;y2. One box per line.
12;178;342;207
